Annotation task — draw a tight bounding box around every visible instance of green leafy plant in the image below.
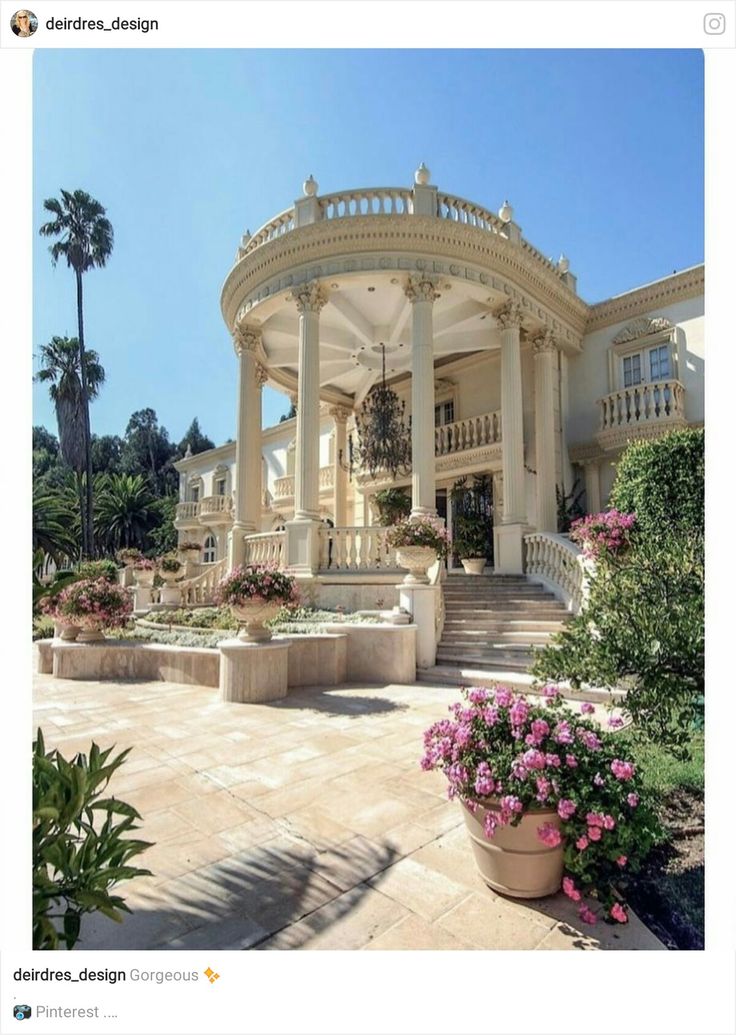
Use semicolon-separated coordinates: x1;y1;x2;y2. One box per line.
453;515;489;558
158;555;182;574
33;729;152;950
77;559;119;583
556;480;585;533
373;488;411;526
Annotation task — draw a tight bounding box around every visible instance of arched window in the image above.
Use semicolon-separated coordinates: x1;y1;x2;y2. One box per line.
203;534;217;563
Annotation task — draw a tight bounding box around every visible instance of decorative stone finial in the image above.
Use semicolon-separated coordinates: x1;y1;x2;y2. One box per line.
498;200;514;224
558;254;570;274
414;162;431;186
184;443;192;458
303;174;318;197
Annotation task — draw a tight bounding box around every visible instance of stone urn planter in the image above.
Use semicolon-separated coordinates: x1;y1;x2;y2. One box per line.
159;569;180;585
76;624;106;644
133;568;155;588
55;622;81;642
460;558;486;575
461;799;564;898
179;547;201;564
396;546;438;585
232;601;282;643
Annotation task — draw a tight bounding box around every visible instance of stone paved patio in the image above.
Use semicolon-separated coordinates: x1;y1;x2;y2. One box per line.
33;666;663;951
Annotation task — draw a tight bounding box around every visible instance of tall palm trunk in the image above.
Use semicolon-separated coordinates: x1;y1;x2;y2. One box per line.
76;270;95;558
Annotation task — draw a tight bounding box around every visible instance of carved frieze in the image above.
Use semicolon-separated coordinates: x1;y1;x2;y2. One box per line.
611;317;673;344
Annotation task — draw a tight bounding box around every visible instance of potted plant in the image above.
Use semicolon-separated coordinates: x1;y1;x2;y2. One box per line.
49;578;133;643
373;488;411;527
178;540;201;562
215;564;298;642
453;515;489;575
158;555;183;583
131;557;156;588
117;548;143;569
421;684;657;923
386;516;450;584
77;559;120;583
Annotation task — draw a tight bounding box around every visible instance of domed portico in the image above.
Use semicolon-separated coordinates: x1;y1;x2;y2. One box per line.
220;165;588;577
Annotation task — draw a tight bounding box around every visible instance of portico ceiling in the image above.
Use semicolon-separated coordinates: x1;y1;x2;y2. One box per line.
249;272;503;403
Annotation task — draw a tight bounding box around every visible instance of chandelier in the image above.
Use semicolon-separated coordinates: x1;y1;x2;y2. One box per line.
341;344;412;479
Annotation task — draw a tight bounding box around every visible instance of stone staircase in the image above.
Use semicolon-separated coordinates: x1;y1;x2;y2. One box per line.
418;573;570;689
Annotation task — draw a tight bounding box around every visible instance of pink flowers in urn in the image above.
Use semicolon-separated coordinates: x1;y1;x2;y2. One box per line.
421;683;656;925
570;508;637;560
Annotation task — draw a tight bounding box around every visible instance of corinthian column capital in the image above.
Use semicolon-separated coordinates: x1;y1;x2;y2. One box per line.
255;362;269;387
532;329;558;356
404;274;440;304
494;300;524;330
329;405;351;424
233;324;261;356
293;280;328;314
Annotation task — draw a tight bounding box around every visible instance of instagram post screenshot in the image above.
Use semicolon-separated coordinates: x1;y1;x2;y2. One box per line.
0;2;734;1033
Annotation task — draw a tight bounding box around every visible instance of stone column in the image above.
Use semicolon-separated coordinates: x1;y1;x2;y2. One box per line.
584;461;602;514
228;327;264;570
405;275;440;519
533;330;558;532
330;406;349;527
285;281;328;574
495;301;528;574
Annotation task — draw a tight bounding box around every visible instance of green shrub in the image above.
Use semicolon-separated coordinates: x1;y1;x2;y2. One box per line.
609;428;704;538
373;488;411;526
77;560;119;583
33;730;152;950
533;532;703;756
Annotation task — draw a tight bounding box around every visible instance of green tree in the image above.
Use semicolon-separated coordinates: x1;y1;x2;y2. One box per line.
39;190;114;558
146;495;179;555
91;434;124;475
94;473;156;555
35;336;105;553
121;409;174;493
33;484;78;566
177;418;215;457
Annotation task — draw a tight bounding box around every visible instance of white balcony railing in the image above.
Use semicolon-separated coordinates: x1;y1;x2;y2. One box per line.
175;501;200;522
273;466;334;500
320;187;414;219
436;193;505;233
243;531;285;568
598;380;685;435
435;410;501;456
318;525;400;573
199;494;233;520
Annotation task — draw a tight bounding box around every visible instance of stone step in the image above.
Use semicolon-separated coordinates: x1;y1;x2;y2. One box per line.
443;589;559;600
443;618;566;632
444;603;568;615
416;666;623;705
436;649;535;670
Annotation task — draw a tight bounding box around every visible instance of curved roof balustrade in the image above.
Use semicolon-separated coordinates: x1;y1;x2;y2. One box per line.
220;167;590;406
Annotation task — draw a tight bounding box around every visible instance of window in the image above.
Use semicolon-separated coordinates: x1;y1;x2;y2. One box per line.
203;535;217;563
434;400;455;427
191;486;200;503
215;477;226;496
649;345;671;381
622;354;642;388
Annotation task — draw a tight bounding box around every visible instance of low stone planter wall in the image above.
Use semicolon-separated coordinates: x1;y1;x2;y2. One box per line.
37;639;54;674
287;633;348;687
323;622;417;684
49;640;220;688
311;576;401;613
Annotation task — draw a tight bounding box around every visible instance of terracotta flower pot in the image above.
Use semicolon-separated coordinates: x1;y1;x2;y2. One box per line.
460;558;486;575
461;799;564;898
396;546;437;585
231;600;282;642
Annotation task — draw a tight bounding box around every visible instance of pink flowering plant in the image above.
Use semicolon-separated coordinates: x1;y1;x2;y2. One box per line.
215;564;298;607
421;683;659;924
569;509;637;561
132;557;155;571
45;578;133;631
385;516;450;558
158;555;182;574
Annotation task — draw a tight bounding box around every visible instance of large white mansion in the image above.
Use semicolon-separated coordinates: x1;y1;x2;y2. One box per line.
174;166;703;607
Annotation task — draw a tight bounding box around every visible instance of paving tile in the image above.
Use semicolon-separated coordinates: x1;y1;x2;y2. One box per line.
366;857;471;922
364;914;473;950
170;789;260;834
436;892;555;949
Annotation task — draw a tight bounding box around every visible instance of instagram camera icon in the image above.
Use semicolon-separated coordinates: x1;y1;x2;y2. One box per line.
704;12;726;33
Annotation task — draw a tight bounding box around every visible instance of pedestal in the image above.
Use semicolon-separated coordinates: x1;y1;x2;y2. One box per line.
160;584;181;606
493;523;528;576
284;519;321;575
219;638;290;703
133;586;152;611
398;583;439;669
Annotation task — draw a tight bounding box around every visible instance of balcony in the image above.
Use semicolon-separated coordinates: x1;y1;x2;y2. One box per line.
199;494;233;523
596;380;687;451
174;501;200;528
273;465;334;502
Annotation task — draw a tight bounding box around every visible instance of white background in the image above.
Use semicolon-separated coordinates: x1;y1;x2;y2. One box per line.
1;3;734;1034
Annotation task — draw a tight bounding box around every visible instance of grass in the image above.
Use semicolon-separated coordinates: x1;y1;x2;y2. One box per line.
627;732;704;798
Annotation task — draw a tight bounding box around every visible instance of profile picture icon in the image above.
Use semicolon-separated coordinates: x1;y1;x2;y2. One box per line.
11;9;37;36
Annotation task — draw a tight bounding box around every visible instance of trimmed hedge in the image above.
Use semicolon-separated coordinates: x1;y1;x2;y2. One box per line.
609;428;704;538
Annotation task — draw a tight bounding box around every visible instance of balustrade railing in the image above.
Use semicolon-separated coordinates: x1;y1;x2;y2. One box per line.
598;380;685;433
243;531;285;568
241;208;296;257
319;465;335;489
524;533;588;613
274;466;333;500
199;494;233;517
180;558;227;605
318;525;400;572
436;193;505;233
320;187;413;219
435;410;502;456
175;501;200;522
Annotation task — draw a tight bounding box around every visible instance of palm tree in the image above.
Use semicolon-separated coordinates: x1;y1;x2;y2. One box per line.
39;190;114;557
94;473;156;554
35;336;105;556
32;483;78;566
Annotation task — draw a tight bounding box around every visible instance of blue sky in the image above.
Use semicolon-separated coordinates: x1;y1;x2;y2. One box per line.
33;49;703;447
